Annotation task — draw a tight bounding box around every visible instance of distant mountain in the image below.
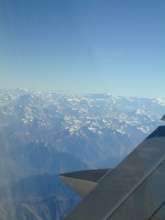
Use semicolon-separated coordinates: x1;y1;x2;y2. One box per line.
0;89;165;219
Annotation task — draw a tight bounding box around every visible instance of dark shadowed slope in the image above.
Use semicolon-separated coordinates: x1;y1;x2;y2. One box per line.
0;174;80;220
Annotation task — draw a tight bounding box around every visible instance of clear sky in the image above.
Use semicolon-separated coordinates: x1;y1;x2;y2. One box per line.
0;0;165;97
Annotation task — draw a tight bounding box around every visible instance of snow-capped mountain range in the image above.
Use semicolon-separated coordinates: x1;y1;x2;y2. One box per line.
0;89;165;220
0;89;164;135
0;89;165;174
0;89;164;170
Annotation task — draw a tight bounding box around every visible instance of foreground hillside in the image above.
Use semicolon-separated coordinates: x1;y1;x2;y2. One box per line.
0;174;80;220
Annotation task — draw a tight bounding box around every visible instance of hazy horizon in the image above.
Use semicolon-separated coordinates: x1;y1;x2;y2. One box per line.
1;87;165;100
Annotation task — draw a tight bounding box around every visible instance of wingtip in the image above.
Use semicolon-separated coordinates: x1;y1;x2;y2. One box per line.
59;174;97;197
161;115;165;121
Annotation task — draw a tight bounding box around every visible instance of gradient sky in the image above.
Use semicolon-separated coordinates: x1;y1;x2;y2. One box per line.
0;0;165;97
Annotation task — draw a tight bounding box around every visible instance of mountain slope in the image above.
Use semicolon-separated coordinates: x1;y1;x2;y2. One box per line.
0;174;80;220
0;90;165;219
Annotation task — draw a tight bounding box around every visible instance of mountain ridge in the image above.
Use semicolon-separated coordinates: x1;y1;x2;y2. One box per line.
0;89;165;219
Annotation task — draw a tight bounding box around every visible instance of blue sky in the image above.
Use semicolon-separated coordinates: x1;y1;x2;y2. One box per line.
0;0;165;97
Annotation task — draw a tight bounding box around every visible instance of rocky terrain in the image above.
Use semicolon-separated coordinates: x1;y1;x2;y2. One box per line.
0;89;164;219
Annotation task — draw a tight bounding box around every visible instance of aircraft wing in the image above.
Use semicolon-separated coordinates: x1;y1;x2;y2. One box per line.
61;125;165;220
